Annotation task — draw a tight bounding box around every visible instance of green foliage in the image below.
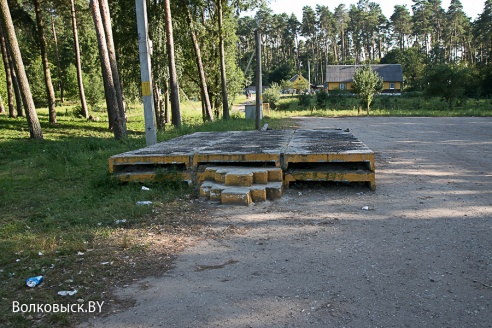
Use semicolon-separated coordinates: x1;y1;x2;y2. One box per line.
84;73;105;110
328;89;349;110
423;64;470;109
25;56;47;107
315;90;329;109
381;47;426;91
281;79;293;92
263;82;282;109
297;93;314;108
351;64;383;114
62;64;79;100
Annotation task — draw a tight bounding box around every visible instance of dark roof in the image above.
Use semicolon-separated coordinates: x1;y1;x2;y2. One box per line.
289;74;301;83
325;64;403;83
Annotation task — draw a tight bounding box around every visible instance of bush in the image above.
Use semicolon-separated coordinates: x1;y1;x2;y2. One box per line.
315;90;329;110
328;89;349;110
263;82;281;109
298;94;313;108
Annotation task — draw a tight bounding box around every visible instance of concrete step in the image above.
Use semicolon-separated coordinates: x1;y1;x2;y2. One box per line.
200;181;284;205
199;166;283;186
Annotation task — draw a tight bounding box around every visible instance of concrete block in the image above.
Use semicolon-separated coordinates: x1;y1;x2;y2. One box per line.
225;172;254;186
266;182;283;200
253;171;268;184
267;169;283;182
250;187;267;202
221;188;252;205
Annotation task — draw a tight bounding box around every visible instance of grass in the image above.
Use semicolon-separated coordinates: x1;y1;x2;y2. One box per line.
271;93;492;117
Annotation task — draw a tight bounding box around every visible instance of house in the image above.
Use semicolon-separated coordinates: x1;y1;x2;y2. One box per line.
325;64;403;94
289;73;311;93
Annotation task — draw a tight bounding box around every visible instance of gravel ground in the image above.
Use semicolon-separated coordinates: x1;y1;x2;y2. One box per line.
81;117;492;328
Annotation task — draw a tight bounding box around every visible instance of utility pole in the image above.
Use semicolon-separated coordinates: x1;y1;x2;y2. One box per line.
308;61;311;93
135;0;157;146
255;30;262;130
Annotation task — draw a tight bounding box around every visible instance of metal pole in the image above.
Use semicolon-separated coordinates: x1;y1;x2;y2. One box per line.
135;0;157;146
255;30;262;130
308;61;310;93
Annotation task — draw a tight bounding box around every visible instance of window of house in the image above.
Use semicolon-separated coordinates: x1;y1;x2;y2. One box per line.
390;83;395;90
339;83;346;90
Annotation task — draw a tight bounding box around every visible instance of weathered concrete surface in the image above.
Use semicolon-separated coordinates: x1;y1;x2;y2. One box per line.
82;117;492;328
109;129;376;191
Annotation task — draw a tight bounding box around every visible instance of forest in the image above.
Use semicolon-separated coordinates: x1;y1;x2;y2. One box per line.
1;0;492;140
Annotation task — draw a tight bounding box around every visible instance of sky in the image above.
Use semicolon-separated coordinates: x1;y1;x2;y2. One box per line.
258;0;484;21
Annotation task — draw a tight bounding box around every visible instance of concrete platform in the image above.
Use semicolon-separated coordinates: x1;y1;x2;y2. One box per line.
109;129;376;204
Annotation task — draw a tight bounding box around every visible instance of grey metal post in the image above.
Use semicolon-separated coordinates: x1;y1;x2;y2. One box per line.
308;61;310;93
255;30;262;130
135;0;157;146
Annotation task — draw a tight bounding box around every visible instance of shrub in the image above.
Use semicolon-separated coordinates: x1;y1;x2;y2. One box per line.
298;94;313;108
315;90;329;110
263;83;282;109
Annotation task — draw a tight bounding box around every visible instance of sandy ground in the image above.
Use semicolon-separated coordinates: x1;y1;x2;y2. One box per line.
81;117;492;328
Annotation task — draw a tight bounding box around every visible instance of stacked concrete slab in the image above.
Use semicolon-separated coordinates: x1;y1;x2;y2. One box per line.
109;129;376;204
199;166;284;205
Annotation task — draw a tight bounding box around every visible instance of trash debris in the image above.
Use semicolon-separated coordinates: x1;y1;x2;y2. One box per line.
26;276;43;288
38;252;44;256
49;264;55;269
362;206;370;211
115;219;127;225
136;201;153;205
16;259;20;262
57;290;77;296
77;251;85;256
141;186;151;191
356;192;364;196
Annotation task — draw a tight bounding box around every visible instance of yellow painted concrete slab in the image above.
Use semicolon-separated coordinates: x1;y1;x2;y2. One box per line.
221;188;252;205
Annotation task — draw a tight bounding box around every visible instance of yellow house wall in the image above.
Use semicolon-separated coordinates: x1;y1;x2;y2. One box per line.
292;76;309;89
328;81;400;91
383;81;401;90
328;82;352;91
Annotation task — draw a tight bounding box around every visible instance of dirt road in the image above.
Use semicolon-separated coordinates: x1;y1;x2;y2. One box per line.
82;117;492;327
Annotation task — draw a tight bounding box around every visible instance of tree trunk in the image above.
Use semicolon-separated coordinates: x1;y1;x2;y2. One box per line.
51;15;64;103
90;0;126;139
181;0;213;122
70;0;89;118
10;58;23;117
217;0;229;119
98;0;125;128
34;0;57;124
0;0;42;139
4;25;23;117
163;0;181;127
0;24;15;117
